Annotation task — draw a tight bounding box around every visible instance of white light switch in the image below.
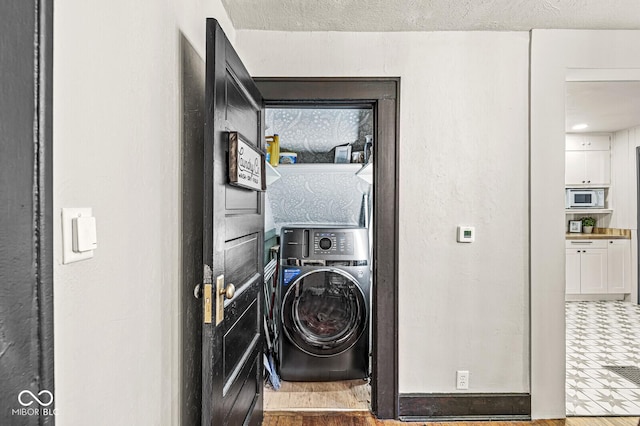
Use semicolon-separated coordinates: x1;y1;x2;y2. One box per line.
72;216;97;252
62;208;97;264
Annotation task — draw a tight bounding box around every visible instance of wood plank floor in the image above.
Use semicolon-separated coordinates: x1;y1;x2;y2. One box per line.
263;411;640;426
264;380;370;411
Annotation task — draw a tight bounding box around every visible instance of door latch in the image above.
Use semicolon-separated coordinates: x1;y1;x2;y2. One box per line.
203;284;212;324
215;275;236;325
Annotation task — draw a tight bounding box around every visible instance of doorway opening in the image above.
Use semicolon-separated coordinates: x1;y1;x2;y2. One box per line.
564;81;640;416
255;77;400;418
262;104;374;411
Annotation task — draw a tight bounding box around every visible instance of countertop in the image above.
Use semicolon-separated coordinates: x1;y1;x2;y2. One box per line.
566;228;631;240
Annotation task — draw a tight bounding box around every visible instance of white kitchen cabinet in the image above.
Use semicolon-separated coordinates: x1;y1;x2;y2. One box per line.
565;134;611;186
565;239;632;296
565;240;608;294
566;134;611;151
565;150;610;186
565;249;582;294
580;248;608;293
607;239;631;294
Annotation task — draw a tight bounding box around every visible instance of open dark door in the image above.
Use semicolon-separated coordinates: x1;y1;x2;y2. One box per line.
201;19;265;426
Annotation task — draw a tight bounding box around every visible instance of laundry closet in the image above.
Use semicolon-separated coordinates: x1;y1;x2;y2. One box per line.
261;106;374;411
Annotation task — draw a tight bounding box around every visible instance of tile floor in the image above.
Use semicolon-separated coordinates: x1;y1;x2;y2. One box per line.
566;300;640;416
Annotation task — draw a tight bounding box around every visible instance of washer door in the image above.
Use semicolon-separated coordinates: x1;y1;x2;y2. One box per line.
281;268;367;357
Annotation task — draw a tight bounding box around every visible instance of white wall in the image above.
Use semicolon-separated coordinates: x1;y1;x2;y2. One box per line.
611;126;640;303
236;30;530;394
53;1;233;424
611;126;640;229
531;30;640;418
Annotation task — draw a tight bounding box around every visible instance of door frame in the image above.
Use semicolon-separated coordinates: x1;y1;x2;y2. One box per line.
254;77;400;419
0;0;54;422
531;30;640;418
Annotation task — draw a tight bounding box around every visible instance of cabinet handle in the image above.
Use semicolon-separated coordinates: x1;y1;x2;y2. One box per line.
587;180;591;183
582;180;586;183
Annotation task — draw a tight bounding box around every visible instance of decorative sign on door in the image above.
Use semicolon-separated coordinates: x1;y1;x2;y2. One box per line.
228;131;266;191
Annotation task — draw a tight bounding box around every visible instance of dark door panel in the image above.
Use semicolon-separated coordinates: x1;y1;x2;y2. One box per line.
202;19;264;426
224;234;259;287
225;186;260;213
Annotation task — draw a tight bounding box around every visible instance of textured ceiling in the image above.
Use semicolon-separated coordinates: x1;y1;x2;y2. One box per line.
221;0;640;32
566;82;640;133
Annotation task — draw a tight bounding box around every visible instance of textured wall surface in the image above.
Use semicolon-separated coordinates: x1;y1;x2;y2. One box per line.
237;30;530;394
266;108;373;163
0;2;41;424
265;107;372;232
222;0;640;32
53;1;234;424
267;170;370;232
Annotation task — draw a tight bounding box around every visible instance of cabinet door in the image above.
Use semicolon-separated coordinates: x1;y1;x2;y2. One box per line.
565;249;582;294
607;240;631;293
565;151;586;185
580;248;608;294
566;134;585;151
584;150;610;185
566;134;610;151
583;135;610;151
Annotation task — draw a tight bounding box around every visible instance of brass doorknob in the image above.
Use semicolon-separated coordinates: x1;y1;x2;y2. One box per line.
220;283;235;300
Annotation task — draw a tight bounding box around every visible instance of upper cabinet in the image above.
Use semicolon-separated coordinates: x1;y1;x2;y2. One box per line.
565;134;611;187
565;150;610;186
565;134;610;151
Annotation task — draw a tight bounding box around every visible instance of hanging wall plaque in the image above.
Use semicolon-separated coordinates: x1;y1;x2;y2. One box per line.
228;131;266;191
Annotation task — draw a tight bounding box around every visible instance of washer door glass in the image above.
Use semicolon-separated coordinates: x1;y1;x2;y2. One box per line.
282;268;367;357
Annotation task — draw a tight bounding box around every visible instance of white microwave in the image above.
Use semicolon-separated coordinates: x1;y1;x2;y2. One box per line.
565;188;605;209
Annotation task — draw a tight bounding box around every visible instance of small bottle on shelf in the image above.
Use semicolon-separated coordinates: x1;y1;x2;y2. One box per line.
265;134;280;167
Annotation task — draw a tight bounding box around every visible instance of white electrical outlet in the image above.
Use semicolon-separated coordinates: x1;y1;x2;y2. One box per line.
456;370;469;390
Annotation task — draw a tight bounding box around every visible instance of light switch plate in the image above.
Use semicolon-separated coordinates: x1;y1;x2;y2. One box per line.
62;208;95;264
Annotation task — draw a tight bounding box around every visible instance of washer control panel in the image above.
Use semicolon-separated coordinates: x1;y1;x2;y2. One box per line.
314;231;354;255
281;227;368;260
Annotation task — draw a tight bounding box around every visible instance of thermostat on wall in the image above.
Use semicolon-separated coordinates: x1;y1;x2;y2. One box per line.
457;226;475;243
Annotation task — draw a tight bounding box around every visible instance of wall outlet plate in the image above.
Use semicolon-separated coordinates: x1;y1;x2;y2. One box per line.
62;208;95;264
456;370;469;390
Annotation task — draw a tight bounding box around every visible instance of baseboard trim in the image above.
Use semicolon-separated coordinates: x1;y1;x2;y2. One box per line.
399;393;531;420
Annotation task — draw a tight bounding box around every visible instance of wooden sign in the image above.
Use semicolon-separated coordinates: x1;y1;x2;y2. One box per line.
228;132;266;191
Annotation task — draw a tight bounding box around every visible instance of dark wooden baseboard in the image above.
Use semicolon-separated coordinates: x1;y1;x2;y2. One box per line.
399;393;531;421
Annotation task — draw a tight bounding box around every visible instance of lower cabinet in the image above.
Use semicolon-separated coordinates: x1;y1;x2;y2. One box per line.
565;239;631;295
608;240;632;294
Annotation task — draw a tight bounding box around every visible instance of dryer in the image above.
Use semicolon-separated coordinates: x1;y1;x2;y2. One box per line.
278;227;370;381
